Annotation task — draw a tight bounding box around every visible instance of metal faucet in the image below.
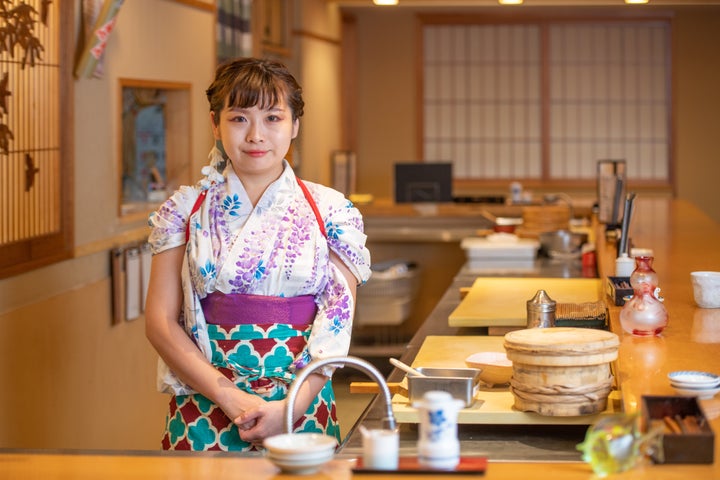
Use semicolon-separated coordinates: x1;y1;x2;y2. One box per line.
284;355;397;433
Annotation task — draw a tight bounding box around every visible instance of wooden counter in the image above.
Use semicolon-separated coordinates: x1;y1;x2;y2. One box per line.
2;198;720;479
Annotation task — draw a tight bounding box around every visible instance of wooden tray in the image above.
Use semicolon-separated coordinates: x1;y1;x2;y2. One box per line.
391;336;621;425
448;277;602;327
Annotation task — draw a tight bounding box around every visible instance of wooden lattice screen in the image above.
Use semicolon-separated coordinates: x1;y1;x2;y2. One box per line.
0;0;73;278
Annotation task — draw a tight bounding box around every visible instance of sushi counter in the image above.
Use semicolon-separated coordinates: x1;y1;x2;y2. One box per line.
2;198;720;479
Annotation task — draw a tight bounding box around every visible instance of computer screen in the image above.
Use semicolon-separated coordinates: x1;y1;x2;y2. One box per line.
394;162;453;203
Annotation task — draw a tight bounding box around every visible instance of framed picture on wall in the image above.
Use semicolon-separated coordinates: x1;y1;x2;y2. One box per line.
119;79;192;219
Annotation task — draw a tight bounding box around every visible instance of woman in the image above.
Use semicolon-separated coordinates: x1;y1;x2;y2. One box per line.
145;58;371;451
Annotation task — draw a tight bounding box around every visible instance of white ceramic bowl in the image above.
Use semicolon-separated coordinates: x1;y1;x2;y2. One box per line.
263;432;337;454
668;370;720;388
264;433;337;474
267;448;336;462
691;271;720;308
266;450;335;475
465;351;513;386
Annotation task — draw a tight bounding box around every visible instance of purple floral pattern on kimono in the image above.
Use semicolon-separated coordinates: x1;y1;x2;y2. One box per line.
148;149;371;395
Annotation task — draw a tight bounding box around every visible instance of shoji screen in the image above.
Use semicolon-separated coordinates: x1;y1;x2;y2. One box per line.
421;18;671;184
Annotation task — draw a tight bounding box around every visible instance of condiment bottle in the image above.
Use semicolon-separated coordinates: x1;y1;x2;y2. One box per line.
615;253;635;277
527;289;556;328
619;255;668;336
413;391;463;470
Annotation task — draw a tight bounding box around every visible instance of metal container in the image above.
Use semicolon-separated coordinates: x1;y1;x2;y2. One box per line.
407;367;481;407
539;230;588;258
527;289;556;328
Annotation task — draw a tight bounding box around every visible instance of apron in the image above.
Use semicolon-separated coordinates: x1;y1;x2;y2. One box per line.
161;293;340;451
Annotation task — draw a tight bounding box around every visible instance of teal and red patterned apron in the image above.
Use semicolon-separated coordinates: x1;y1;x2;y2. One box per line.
161;293;340;451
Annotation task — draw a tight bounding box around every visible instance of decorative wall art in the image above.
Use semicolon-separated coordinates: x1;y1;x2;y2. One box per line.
74;0;124;79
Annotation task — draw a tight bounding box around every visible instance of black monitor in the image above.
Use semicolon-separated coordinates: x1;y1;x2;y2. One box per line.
394;162;453;203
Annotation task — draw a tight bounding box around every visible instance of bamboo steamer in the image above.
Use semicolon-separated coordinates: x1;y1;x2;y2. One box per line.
504;327;619;416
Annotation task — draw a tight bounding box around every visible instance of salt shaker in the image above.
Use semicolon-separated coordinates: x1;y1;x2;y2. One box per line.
527;289;556;328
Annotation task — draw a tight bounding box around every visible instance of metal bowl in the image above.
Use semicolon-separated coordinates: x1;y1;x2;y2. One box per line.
539;230;588;258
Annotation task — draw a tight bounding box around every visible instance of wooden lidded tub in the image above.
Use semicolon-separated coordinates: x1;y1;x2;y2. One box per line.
503;327;620;416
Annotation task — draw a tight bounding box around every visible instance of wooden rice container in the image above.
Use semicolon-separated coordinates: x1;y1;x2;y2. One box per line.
503;327;619;416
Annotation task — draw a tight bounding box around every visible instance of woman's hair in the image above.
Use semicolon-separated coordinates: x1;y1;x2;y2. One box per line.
206;57;304;125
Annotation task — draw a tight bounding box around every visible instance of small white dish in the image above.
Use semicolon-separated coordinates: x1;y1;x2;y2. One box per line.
672;385;720;400
668;371;720;388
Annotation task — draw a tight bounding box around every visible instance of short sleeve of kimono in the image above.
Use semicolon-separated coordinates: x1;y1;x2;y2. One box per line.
319;187;372;285
147;186;199;255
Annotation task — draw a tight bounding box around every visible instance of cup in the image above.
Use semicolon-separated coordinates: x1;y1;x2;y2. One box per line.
361;428;399;470
691;271;720;308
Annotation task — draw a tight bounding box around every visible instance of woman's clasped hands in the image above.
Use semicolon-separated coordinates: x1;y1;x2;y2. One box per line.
233;398;288;443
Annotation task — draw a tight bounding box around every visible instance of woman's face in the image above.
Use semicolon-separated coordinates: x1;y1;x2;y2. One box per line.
211;97;299;181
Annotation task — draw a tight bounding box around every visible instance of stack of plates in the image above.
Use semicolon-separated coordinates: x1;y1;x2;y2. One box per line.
668;370;720;399
263;433;337;475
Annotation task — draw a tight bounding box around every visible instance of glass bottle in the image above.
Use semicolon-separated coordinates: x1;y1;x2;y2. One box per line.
620;255;668;336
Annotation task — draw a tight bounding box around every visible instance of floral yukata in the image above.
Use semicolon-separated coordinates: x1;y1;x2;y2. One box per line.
148;148;371;451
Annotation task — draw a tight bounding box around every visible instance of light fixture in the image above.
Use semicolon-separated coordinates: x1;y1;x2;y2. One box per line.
373;0;398;5
498;0;524;4
625;0;649;3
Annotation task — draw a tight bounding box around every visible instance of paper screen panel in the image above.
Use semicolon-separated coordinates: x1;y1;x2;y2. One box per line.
0;0;61;246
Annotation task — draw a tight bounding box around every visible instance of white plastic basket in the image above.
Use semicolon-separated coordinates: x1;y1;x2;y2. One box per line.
355;263;419;326
354;296;412;326
359;268;419;298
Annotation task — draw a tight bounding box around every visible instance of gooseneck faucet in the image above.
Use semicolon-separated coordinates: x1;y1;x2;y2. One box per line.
284;355;397;434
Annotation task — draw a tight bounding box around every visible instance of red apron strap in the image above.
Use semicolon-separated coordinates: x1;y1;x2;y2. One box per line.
296;177;327;238
185;189;208;243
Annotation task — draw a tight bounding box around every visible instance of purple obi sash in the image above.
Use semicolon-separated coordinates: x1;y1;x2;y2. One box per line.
200;292;317;326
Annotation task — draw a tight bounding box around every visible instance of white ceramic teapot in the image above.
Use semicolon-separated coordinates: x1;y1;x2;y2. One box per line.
413;390;464;470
